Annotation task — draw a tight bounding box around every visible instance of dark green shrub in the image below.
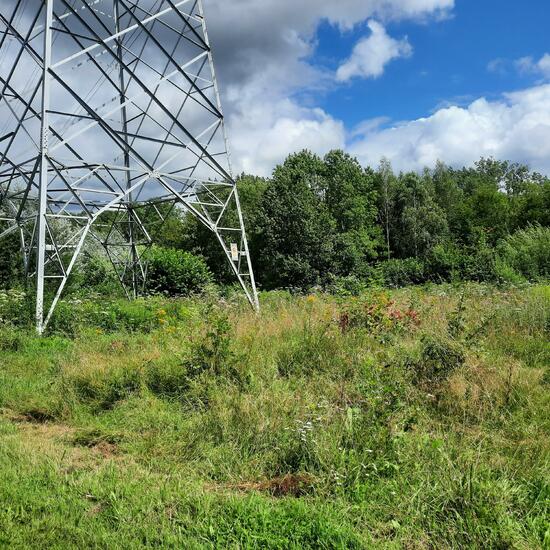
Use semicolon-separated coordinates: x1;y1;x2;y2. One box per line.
426;243;463;282
144;247;212;297
409;335;465;385
145;308;245;400
47;300;83;337
0;231;23;289
71;255;120;295
325;274;371;297
461;238;498;282
424;241;498;283
379;258;426;287
497;225;550;282
185;306;241;381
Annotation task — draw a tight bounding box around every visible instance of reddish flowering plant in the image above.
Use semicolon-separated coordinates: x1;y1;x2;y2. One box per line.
338;293;421;335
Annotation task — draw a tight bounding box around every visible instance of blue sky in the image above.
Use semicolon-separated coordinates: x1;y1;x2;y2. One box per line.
205;0;550;176
314;0;549;127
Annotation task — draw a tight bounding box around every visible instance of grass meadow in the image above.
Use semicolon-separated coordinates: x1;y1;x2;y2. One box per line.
0;283;548;548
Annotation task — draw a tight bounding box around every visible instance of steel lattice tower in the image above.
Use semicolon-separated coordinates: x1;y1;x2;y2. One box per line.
0;0;259;333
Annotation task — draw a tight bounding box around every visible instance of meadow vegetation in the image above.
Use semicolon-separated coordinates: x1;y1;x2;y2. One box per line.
1;152;549;547
0;283;548;548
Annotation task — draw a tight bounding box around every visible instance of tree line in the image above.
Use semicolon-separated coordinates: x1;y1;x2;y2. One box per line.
165;151;549;291
1;150;549;293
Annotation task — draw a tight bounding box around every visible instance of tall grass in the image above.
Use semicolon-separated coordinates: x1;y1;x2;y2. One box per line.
0;284;548;548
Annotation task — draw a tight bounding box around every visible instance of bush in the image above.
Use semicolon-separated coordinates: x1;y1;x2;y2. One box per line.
324;274;370;297
379;258;426;288
461;242;498;282
184;306;243;383
144;307;246;400
71;255;120;295
0;289;30;327
496;225;550;282
144;247;212;297
425;243;463;282
408;335;465;386
425;241;498;284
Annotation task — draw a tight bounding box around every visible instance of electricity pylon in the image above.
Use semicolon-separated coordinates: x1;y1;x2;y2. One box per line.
0;0;259;333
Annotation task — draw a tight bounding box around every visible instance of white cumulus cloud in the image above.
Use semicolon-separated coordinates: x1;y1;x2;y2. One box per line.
228;99;345;176
349;84;550;174
336;21;413;81
201;0;454;174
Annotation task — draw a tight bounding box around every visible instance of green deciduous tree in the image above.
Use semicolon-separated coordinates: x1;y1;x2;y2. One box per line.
255;151;336;289
392;173;449;258
323;150;381;276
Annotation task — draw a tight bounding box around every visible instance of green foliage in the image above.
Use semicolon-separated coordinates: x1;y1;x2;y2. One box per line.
497;225;550;282
144;246;212;297
184;305;243;383
461;239;498;282
49;298;161;335
255;151;337;290
146;305;244;399
323;151;382;275
35;152;543;297
391;172;449;258
379;257;426;287
43;295;199;336
513;180;550;228
0;288;31;326
174;175;269;283
426;240;498;283
325;274;371;297
0;231;22;289
409;335;466;386
71;255;120;295
228;152;547;291
0;147;549;547
425;243;463;282
0;286;548;547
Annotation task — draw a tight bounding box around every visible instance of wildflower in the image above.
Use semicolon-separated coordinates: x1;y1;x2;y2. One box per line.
306;295;317;304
